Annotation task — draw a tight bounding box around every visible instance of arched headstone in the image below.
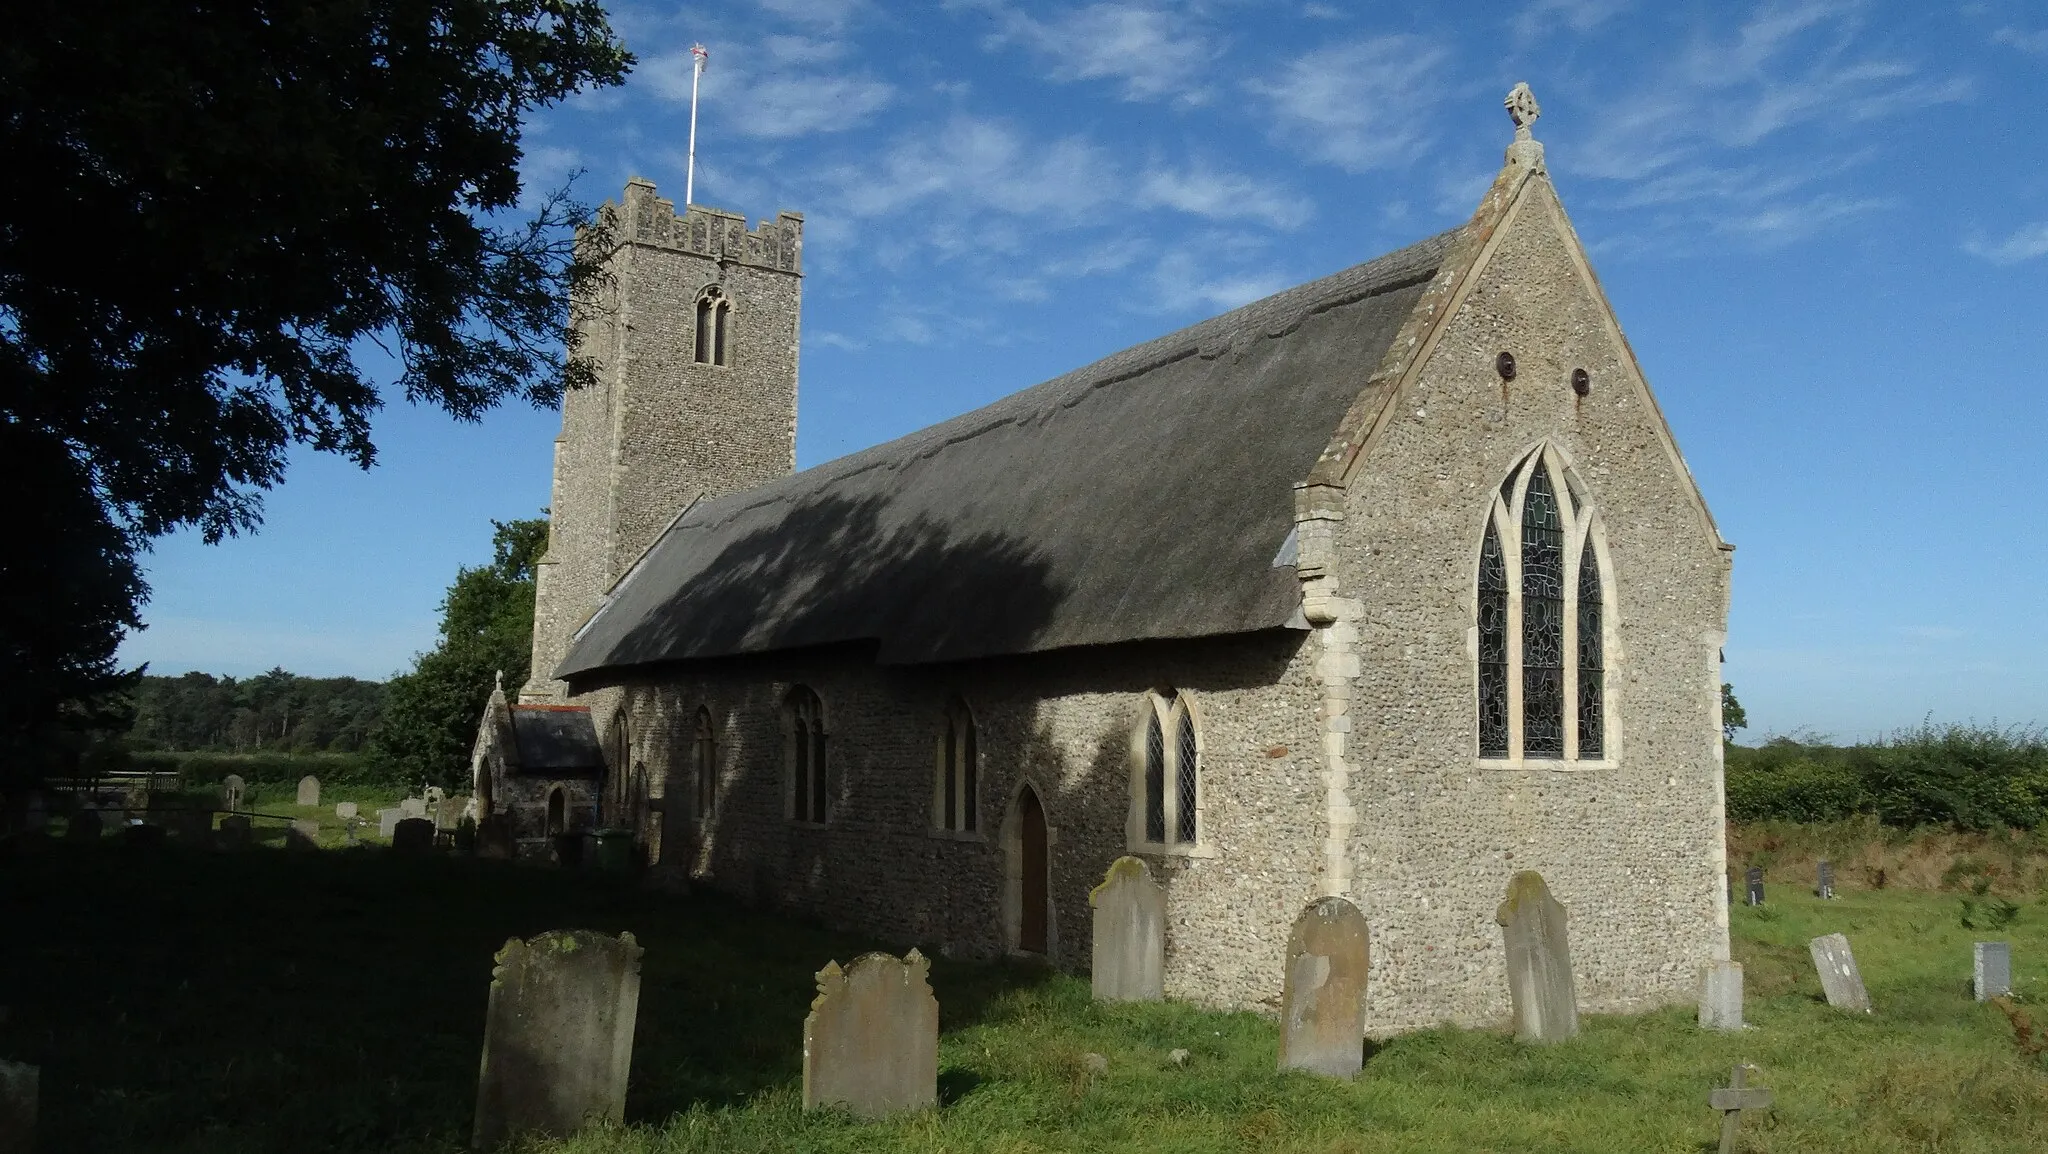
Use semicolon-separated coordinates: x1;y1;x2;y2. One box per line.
803;951;937;1116
1278;896;1370;1078
1496;871;1578;1043
296;775;320;807
392;818;435;855
472;930;642;1148
1090;857;1165;1002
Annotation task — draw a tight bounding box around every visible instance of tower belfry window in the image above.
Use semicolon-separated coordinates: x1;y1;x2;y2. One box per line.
694;287;731;366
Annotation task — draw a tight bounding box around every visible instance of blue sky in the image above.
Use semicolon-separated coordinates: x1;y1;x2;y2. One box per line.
121;0;2047;743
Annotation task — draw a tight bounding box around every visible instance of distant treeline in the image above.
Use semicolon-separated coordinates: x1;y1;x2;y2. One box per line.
130;669;385;754
1727;723;2048;830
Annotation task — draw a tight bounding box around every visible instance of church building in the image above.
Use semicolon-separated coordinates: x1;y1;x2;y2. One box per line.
472;87;1735;1032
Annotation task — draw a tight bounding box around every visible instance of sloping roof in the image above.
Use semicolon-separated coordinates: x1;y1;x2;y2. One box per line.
508;705;605;775
559;229;1457;677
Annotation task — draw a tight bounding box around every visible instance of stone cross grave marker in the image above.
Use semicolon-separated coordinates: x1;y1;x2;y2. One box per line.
472;930;642;1148
296;775;320;807
334;801;358;821
1709;1062;1773;1154
802;950;938;1116
1497;871;1578;1044
0;1059;35;1154
287;819;321;851
1744;867;1764;907
1816;860;1835;900
1975;941;2012;1002
393;818;435;855
222;774;245;813
217;815;251;849
1698;960;1744;1031
1090;856;1165;1003
1277;896;1371;1077
1808;933;1871;1013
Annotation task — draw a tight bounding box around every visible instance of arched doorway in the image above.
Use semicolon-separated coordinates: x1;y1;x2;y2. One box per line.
545;787;565;837
1017;786;1048;954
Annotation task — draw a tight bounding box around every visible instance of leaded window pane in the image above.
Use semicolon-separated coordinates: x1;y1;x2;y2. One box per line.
695;299;712;364
1175;707;1198;844
942;716;958;830
1478;522;1509;757
1577;540;1604;758
1522;466;1565;757
1144;709;1165;843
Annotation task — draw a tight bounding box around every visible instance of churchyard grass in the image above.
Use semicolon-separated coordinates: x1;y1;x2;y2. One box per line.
5;843;2047;1153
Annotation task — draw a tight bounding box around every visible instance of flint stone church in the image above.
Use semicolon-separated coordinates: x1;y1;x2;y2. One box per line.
470;87;1735;1032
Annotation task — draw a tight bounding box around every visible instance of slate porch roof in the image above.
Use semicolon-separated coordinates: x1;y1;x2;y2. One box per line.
558;228;1458;679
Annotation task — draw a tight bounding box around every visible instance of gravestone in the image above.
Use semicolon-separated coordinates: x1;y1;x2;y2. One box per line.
399;796;427;820
0;1059;35;1154
1496;871;1578;1043
1808;933;1872;1013
1698;960;1744;1031
217;815;252;849
435;796;466;832
392;818;435;855
1975;941;2012;1002
472;930;642;1148
222;774;246;812
286;819;321;850
1744;867;1764;907
1710;1063;1773;1154
334;801;358;821
1277;896;1371;1077
802;950;938;1116
297;775;320;807
1090;857;1165;1003
1816;859;1835;900
377;808;404;838
65;808;102;842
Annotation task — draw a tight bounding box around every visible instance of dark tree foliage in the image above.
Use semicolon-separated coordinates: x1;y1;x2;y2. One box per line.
1725;724;2048;830
129;669;386;754
0;2;629;772
373;517;546;788
1722;682;1748;742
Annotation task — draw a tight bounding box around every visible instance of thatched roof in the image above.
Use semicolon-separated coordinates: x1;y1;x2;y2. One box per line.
559;229;1455;677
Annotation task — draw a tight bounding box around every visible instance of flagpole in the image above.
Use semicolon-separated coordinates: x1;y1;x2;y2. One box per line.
685;43;708;206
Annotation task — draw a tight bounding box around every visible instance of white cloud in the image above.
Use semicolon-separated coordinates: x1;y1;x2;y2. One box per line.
1250;36;1450;173
975;2;1217;105
830;114;1119;221
1514;0;1632;41
641;44;895;139
755;0;867;33
1134;165;1314;229
1965;222;2048;266
1145;236;1291;314
1994;27;2048;56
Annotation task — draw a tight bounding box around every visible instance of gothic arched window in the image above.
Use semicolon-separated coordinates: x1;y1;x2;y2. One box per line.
1476;448;1611;762
786;686;827;823
694;286;731;366
1131;690;1201;849
692;707;716;821
933;698;978;833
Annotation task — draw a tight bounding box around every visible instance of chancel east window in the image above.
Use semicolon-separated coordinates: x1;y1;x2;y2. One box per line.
1477;448;1610;762
694;286;731;366
692;707;716;821
1132;691;1201;848
933;698;978;833
787;687;827;823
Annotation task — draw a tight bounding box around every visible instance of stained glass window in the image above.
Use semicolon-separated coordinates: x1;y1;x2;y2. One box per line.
1521;466;1565;757
1577;541;1604;757
1478;523;1509;757
1143;707;1165;843
1175;706;1199;844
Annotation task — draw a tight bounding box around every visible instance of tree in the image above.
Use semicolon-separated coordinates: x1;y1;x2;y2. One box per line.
374;517;547;788
1722;683;1749;743
0;2;629;772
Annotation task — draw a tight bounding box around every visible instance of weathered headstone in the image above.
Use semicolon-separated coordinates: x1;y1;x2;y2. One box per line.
472;930;642;1148
1808;933;1871;1013
217;815;252;849
1975;941;2012;1002
1496;870;1578;1043
1710;1062;1773;1154
0;1059;35;1154
1698;960;1744;1031
1090;857;1165;1003
400;796;427;820
1744;866;1764;907
287;819;321;850
64;808;103;842
802;950;938;1116
393;818;435;855
1277;896;1371;1077
377;808;404;839
435;796;466;832
222;774;246;813
334;801;358;821
296;775;321;807
1816;859;1835;900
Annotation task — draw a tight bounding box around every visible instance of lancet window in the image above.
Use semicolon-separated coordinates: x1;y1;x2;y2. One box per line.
694;286;731;366
1131;691;1201;848
933;698;979;833
1476;448;1610;762
787;687;827;823
692;707;716;821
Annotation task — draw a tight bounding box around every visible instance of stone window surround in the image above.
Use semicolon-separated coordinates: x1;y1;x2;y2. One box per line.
997;778;1060;958
691;704;717;827
783;686;830;826
929;696;983;841
1469;442;1621;770
693;283;735;368
1124;690;1216;858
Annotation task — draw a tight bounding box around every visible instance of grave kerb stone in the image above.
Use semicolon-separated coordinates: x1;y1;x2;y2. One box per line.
1277;896;1371;1077
1089;857;1165;1003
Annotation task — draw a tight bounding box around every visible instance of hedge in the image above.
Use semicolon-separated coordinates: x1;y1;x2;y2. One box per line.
1726;724;2048;830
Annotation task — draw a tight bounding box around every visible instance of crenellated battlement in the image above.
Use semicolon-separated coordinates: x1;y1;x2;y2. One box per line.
610;176;803;274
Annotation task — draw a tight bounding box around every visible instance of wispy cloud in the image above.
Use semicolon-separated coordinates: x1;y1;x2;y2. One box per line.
1965;222;2048;266
641;43;895;139
1135;164;1314;229
1993;26;2048;55
1513;0;1633;41
970;2;1217;105
1250;36;1450;173
1146;241;1291;314
754;0;867;34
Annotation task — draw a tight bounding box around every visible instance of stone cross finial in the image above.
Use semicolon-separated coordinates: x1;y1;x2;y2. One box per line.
1505;83;1541;140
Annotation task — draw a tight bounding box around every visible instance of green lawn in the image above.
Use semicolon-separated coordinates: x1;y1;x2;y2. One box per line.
3;841;2044;1153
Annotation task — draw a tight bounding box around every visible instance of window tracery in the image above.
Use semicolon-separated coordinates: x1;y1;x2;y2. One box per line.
1133;691;1201;848
694;286;731;366
787;686;827;822
934;698;978;833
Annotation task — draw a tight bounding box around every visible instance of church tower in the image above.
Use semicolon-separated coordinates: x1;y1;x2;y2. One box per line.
522;177;803;702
